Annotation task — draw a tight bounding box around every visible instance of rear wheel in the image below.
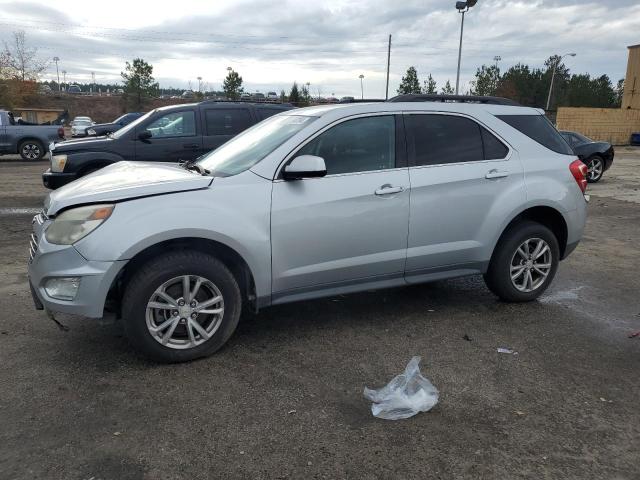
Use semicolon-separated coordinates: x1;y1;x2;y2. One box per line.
484;221;559;302
586;155;604;183
19;140;44;160
122;251;242;362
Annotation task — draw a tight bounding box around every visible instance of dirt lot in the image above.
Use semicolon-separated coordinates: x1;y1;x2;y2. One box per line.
1;151;639;479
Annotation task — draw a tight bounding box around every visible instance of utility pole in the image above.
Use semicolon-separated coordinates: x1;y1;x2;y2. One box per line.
359;74;365;99
91;71;95;94
53;57;60;91
61;70;66;91
493;55;501;70
197;76;202;92
455;0;477;95
385;34;391;100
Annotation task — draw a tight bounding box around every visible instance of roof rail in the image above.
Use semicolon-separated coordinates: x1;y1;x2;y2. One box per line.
198;99;294;107
387;94;520;106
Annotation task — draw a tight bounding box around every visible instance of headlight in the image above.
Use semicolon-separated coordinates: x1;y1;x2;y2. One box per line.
45;204;114;245
51;154;67;172
87;128;96;135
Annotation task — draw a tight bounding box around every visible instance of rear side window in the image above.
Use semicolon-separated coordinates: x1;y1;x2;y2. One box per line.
481;128;509;159
405;114;483;166
256;108;284;121
205;108;252;136
497;114;573;155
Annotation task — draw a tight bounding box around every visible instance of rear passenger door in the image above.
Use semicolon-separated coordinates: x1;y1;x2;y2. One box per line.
403;113;525;281
202;107;254;154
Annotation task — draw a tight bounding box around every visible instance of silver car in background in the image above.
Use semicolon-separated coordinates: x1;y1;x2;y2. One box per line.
28;99;588;362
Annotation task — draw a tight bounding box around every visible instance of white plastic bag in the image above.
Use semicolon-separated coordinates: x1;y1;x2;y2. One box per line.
363;356;439;420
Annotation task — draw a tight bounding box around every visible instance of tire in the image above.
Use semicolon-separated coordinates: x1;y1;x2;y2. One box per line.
483;221;560;302
19;140;45;161
122;251;242;362
586;155;604;183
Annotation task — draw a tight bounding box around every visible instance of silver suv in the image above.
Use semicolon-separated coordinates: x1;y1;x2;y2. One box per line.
28;98;588;362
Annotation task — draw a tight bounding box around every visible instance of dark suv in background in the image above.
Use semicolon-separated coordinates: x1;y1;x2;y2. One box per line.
43;101;294;189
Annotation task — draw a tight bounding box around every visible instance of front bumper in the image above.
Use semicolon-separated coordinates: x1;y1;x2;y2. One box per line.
28;214;126;318
42;168;77;189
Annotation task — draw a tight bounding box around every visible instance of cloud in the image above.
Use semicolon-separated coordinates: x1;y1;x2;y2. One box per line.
0;0;637;96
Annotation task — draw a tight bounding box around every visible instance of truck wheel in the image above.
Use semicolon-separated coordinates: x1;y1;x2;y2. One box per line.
483;221;559;302
122;251;242;363
19;140;45;160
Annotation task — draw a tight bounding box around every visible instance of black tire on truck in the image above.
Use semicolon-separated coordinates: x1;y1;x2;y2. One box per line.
19;139;45;161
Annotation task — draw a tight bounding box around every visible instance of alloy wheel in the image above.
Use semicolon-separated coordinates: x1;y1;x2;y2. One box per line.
587;157;603;181
509;238;552;292
145;275;225;349
22;143;41;160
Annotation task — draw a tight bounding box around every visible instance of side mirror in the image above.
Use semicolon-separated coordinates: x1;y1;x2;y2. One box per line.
138;130;152;141
283;155;327;180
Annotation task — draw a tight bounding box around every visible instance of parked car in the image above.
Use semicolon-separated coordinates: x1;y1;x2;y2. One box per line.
267;92;278;100
67;85;82;94
70;118;94;137
240;92;251;100
0;110;65;160
253;93;265;100
560;130;614;183
29;96;588;362
42;101;294;189
85;112;144;136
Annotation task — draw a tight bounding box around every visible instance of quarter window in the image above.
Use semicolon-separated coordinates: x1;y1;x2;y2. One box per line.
481;127;509;159
497;114;573;155
205;108;252;136
297;115;396;175
146;111;196;138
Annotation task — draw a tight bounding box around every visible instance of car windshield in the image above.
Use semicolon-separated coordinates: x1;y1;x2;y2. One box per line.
196;114;317;177
111;111;154;139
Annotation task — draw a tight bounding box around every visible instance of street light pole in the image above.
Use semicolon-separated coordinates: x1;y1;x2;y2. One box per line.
493;55;501;70
61;70;66;91
359;74;364;99
545;52;576;111
53;57;60;91
454;0;476;95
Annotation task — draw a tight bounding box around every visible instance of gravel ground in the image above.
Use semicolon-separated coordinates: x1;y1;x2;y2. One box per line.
0;151;639;479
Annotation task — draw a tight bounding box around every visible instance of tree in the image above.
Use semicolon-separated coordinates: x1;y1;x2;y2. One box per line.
397;66;421;94
300;84;311;105
280;89;287;102
1;31;48;82
441;80;454;94
614;78;624;107
223;68;243;100
121;58;158;109
289;82;301;105
422;74;437;94
470;65;501;96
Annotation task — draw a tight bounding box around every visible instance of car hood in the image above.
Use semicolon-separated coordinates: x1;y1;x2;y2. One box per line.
52;136;114;151
45;161;213;215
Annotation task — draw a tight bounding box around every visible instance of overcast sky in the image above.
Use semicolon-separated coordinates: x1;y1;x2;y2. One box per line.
0;0;638;97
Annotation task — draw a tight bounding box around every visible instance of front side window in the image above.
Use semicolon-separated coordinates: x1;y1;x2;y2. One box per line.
405;114;484;166
297;115;396;175
146;111;196;138
205;108;252;136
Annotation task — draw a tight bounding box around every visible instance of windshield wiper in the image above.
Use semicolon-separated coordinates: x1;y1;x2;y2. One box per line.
181;161;210;176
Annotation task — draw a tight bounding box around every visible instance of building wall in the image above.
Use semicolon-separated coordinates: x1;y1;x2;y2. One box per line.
556;107;640;145
622;44;640;110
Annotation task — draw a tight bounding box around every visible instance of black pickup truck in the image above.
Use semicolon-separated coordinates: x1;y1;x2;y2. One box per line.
43;101;294;189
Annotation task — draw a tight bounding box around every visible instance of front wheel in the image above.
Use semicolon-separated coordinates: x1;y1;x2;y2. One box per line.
19;140;44;160
586;155;604;183
122;251;242;362
484;221;559;302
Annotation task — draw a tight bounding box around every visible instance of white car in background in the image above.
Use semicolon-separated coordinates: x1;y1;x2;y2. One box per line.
267;91;279;100
70;117;94;137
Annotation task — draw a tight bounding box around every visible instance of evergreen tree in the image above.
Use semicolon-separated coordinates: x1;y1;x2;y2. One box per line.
121;58;158;109
289;82;301;104
422;74;437;94
223;69;243;100
397;66;421;94
441;80;454;94
470;65;501;96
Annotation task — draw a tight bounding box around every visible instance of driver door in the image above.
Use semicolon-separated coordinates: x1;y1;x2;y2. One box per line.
135;110;202;162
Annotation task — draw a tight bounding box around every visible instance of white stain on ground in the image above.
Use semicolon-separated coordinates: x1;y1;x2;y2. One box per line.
540;286;585;304
0;207;41;215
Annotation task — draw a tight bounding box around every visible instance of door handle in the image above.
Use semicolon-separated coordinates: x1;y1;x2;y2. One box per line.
375;184;404;196
485;169;509;179
183;143;200;149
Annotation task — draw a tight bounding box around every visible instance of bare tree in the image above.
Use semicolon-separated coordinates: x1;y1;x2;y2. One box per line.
2;31;48;82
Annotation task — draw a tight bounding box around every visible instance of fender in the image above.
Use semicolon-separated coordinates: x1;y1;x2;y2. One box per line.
65;150;126;172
